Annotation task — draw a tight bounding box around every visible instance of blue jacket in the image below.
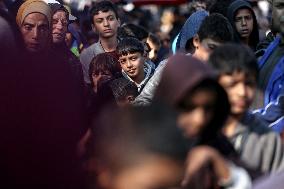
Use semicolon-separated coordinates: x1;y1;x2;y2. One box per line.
254;36;284;132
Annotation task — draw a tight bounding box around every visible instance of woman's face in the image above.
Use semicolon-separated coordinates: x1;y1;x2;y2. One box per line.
177;88;217;138
92;70;113;93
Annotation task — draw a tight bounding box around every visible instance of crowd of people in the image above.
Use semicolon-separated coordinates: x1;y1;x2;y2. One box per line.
1;0;284;188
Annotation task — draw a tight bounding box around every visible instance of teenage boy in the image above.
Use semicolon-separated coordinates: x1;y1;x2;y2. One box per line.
209;43;284;174
133;13;234;106
117;37;154;93
80;0;120;85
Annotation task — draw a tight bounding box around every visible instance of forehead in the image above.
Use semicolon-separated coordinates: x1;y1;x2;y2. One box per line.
119;52;142;59
93;10;116;19
23;12;48;25
236;8;252;16
53;10;67;19
219;71;256;81
201;38;222;46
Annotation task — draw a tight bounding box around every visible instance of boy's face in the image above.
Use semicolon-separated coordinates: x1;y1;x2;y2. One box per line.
177;88;216;138
119;52;145;83
193;37;222;62
272;0;284;35
105;155;184;189
146;38;160;62
218;71;256;117
234;8;254;39
92;70;113;92
92;10;120;39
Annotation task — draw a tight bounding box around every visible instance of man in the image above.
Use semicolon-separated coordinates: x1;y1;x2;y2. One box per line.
16;0;51;54
80;0;120;85
252;0;284;133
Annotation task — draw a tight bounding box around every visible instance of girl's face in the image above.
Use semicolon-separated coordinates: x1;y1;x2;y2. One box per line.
177;88;217;138
92;70;113;93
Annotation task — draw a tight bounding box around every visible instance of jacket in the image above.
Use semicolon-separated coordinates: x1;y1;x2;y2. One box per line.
230;112;284;174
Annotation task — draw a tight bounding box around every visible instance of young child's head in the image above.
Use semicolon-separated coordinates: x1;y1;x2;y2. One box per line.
87;104;188;189
155;54;230;141
193;13;234;62
109;77;139;107
146;33;161;63
117;37;146;84
208;43;258;118
89;52;121;92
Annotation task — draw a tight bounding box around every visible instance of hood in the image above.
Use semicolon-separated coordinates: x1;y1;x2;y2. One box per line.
154;53;230;143
176;10;208;52
154;54;215;106
227;0;259;49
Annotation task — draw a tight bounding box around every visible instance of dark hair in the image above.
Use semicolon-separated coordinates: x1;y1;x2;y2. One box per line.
89;0;119;23
90;103;189;168
118;23;149;41
208;43;258;79
148;33;161;48
209;0;233;16
89;53;121;87
117;37;145;56
109;77;138;101
198;13;234;43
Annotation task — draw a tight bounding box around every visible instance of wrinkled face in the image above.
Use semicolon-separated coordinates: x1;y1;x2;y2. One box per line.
92;70;113;93
272;0;284;35
52;10;68;44
177;88;216;138
193;37;222;62
234;8;254;39
20;13;50;53
119;52;145;83
109;155;183;189
146;38;160;62
93;10;120;39
218;71;256;117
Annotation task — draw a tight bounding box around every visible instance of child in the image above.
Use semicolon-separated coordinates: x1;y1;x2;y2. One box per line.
146;33;161;65
117;37;154;93
109;77;138;107
209;43;284;174
88;52;121;93
86;104;188;189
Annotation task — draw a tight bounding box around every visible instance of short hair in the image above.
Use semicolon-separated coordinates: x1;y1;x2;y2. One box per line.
208;43;258;79
109;77;139;101
89;0;119;23
148;33;161;49
89;53;121;87
89;103;189;171
197;13;234;43
117;37;145;57
118;23;149;41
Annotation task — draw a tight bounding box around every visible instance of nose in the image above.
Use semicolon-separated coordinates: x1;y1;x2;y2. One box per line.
126;60;132;68
191;108;206;128
103;19;109;27
241;18;247;26
32;28;39;40
236;83;247;97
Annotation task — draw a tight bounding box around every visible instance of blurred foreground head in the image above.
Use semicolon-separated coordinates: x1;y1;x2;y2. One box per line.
86;103;188;189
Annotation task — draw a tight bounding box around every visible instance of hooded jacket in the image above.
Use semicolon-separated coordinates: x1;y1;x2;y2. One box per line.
227;0;259;50
154;54;235;156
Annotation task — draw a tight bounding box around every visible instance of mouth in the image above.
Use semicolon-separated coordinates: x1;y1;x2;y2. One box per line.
240;29;249;34
127;69;136;74
103;29;112;33
53;33;63;38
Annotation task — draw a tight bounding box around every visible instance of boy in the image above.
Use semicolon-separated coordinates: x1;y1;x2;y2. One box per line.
208;43;284;174
80;0;120;85
117;37;154;93
133;13;234;106
86;104;188;189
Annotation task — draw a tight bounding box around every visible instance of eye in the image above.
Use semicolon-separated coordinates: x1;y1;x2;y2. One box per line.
235;17;242;22
24;25;32;31
95;19;103;24
130;56;137;61
108;16;115;21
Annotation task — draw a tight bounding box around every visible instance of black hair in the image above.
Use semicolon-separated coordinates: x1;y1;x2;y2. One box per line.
197;13;234;43
89;53;121;87
148;32;161;48
118;23;149;41
209;0;233;16
89;0;119;23
117;37;145;56
90;103;189;170
109;77;139;101
208;43;258;79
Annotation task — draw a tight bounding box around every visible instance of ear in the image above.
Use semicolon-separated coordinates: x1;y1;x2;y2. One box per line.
193;34;200;50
